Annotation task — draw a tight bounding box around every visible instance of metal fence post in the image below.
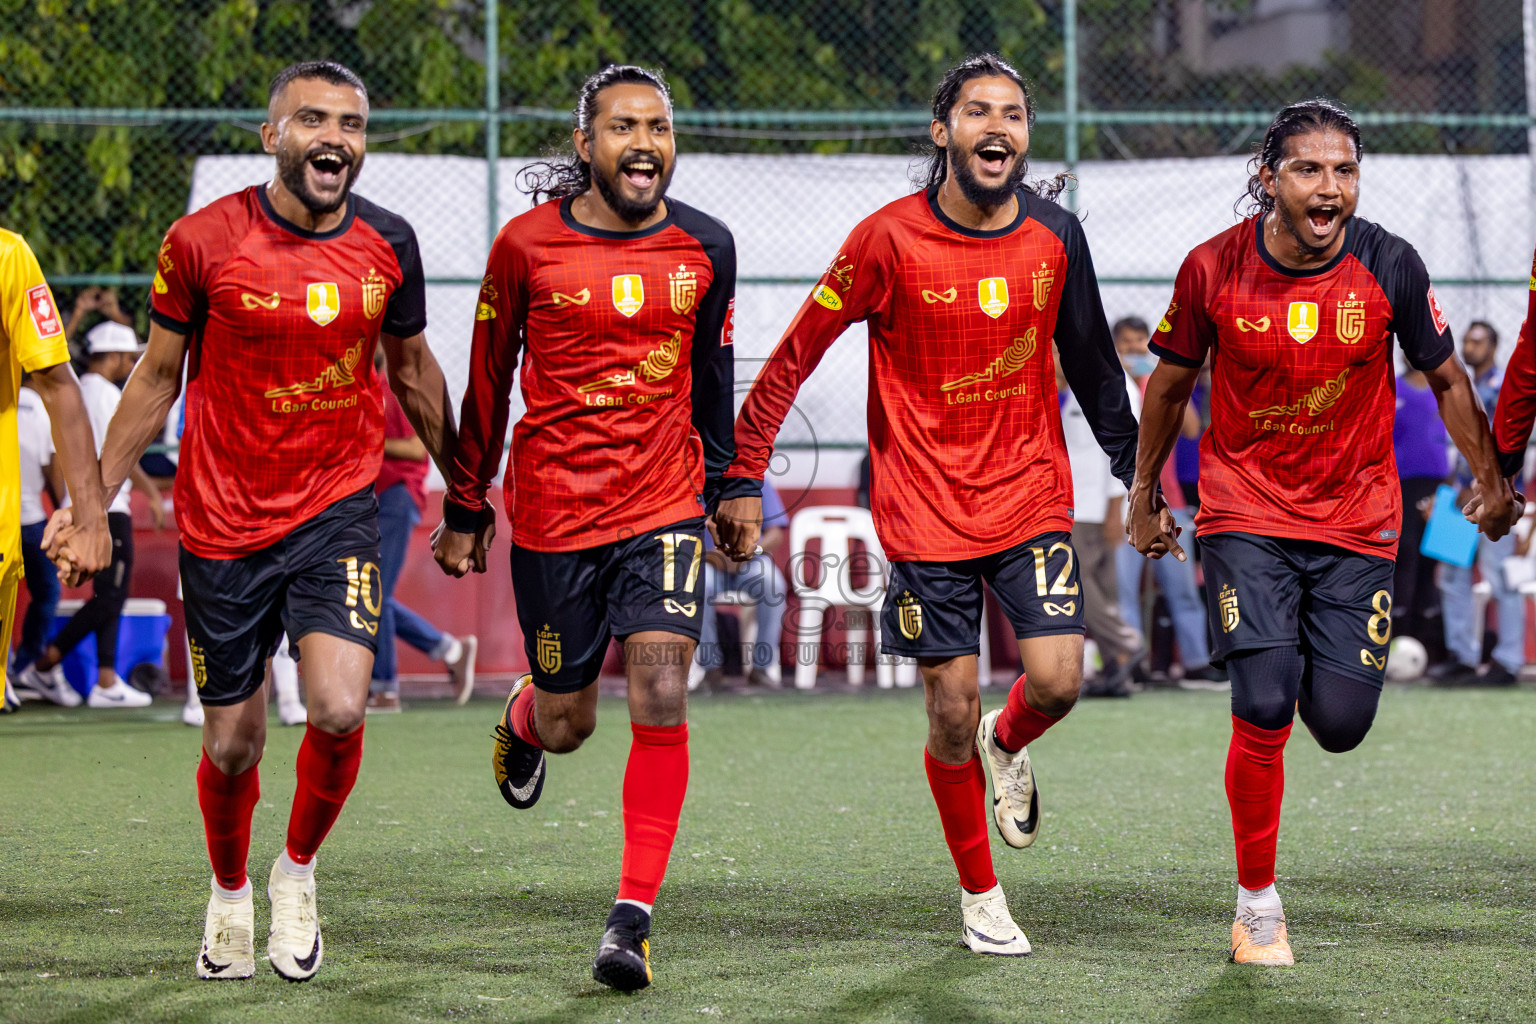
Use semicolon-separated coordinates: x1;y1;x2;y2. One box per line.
485;0;500;254
1063;0;1079;213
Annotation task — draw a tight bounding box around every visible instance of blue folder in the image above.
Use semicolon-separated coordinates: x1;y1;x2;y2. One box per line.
1420;484;1479;568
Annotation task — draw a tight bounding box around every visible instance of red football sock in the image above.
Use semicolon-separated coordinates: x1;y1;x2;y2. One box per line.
284;722;365;865
197;750;261;891
1226;715;1292;890
993;673;1065;752
924;749;997;893
510;681;542;749
618;721;689;904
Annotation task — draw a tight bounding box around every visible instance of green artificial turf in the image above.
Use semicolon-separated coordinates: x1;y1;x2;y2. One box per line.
2;685;1534;1023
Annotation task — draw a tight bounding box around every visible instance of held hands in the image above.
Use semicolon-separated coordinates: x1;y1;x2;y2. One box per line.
1462;478;1524;542
1125;482;1185;562
711;496;762;562
41;506;112;586
431;502;496;577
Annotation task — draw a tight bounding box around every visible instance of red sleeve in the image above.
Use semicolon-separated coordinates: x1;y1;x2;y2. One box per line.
727;216;898;484
1148;245;1218;368
1494;313;1536;479
444;226;530;531
147;216;208;334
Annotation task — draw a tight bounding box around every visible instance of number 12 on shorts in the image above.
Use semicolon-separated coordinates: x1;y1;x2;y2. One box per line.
339;556;382;635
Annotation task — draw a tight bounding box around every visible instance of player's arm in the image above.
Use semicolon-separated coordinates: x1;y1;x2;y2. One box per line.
1;236;110;581
1383;245;1518;537
688;217;752;523
30;362;112;581
433;236;525;577
1426;353;1518;538
97;322;187;500
128;463;166;531
1052;216;1139;487
384;435;428;461
1493;318;1536;480
1127;251;1215;562
717;223;889;558
378;331;458;480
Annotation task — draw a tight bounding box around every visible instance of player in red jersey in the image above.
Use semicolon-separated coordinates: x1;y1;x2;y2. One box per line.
47;62;470;983
1127;100;1517;966
715;55;1139;956
1490;259;1536;487
433;65;746;991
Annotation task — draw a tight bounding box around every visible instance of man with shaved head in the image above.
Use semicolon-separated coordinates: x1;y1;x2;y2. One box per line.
47;60;475;982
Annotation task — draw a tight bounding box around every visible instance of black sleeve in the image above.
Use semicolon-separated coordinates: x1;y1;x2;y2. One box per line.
676;204;752;512
1036;200;1140;488
1355;222;1454;372
356;197;429;338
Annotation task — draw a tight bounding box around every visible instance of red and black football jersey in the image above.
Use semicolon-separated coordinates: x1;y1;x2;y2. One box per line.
150;186;426;558
727;187;1137;561
444;197;742;552
1151;215;1454;558
1492;247;1536;477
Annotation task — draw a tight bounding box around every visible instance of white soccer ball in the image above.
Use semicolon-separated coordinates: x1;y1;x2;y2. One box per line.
1385;636;1427;681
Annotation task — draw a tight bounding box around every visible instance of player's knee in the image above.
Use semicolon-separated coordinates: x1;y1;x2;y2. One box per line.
1231;692;1294;732
1303;708;1375;753
309;700;365;736
1027;676;1080;718
539;707;596;753
206;735;263;776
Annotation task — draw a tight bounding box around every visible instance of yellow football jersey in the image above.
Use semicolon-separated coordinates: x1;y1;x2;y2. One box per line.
1;229;71;587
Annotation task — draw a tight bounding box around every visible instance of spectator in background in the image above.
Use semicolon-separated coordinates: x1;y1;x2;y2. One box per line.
1111;316;1226;687
367;370;477;713
63;286;134;340
1392;364;1448;654
1434;321;1521;686
17;322;159;707
11;377;63;679
697;479;790;689
1055;346;1142;696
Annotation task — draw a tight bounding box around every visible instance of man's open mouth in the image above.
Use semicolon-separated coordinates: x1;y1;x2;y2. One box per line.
974;140;1015;175
621;157;660;190
1305;203;1340;236
308;150;349;186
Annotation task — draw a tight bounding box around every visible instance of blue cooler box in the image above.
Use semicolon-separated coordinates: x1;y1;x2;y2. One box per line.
48;597;173;698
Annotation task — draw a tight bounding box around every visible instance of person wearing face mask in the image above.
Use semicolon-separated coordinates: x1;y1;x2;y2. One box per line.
1112;316;1225;687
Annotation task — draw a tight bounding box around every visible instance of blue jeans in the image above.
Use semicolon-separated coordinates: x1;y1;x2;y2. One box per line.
371;483;447;694
1440;531;1525;672
14;520;59;671
1115;508;1211;667
697;555;787;670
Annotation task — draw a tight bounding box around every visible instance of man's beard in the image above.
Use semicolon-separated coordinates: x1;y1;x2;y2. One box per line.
276;144;364;215
949;142;1028;207
1275;200;1339;258
590;156;674;224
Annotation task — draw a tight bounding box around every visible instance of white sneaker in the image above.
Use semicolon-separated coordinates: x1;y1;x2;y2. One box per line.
448;635;478;705
197;883;256;979
88;677;153;708
960;883;1032;956
2;674;19;714
182;699;205;727
20;662;81;707
267;858;323;981
277;697;307;727
976;708;1041;849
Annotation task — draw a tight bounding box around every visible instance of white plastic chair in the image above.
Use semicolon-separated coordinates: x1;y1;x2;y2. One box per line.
787;506;916;689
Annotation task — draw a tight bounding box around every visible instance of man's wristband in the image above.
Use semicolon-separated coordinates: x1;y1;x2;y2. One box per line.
442;499;486;535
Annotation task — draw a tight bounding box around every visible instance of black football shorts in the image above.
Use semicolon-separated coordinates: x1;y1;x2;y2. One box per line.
180;486;382;706
880;530;1086;659
510;517;707;693
1199;530;1395;686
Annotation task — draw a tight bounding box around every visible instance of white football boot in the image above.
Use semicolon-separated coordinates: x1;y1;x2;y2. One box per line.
960;884;1032;956
976;708;1041;848
267;858;323;981
196;882;256;979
